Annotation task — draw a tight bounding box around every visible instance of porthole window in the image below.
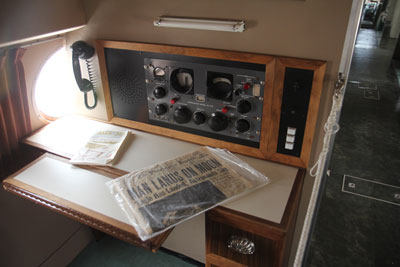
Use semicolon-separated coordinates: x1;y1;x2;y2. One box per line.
34;47;78;118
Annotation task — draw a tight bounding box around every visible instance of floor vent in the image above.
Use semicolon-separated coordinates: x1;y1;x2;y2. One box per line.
342;175;400;206
363;88;380;100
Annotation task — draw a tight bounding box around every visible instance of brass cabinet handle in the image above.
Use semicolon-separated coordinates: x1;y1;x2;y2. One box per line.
227;235;255;255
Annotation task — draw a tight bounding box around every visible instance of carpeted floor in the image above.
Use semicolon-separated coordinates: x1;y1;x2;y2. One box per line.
68;235;201;267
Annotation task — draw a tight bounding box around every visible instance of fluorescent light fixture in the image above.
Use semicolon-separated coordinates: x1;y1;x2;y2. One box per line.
154;17;245;32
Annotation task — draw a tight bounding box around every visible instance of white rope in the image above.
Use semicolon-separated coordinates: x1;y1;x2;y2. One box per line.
293;81;344;266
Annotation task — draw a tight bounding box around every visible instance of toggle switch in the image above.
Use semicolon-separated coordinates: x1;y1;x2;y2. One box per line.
170;97;179;104
243;82;251;90
287;127;297;135
285;142;294;150
286;135;295;143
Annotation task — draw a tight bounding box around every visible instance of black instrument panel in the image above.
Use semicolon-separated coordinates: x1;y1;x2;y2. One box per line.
104;46;318;158
105;48;266;148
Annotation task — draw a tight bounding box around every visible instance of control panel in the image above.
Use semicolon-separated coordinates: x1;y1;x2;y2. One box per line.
99;41;326;168
144;58;265;148
277;68;314;157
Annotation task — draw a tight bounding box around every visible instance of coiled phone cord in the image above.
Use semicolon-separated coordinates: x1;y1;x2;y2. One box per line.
84;58;97;110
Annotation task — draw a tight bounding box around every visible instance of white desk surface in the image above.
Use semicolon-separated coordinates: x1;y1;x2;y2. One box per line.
14;156;131;226
25;115;298;224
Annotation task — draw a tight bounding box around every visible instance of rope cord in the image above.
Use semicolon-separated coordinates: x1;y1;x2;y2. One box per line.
293;78;345;266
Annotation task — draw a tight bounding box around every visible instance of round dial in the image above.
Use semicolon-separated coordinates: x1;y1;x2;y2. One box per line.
237;99;252;114
155;103;168;116
208;112;228;132
208;77;233;100
153;86;166;99
170;68;194;94
235;119;250;133
173;106;192;124
193;111;206;125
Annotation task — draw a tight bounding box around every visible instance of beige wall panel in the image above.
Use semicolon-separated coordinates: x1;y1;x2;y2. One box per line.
65;0;354;264
0;0;86;47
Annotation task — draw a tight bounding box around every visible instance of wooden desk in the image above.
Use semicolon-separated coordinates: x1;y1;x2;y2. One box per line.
4;115;302;265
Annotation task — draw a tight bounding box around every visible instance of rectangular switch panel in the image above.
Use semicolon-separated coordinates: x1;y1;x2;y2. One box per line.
277;68;314;157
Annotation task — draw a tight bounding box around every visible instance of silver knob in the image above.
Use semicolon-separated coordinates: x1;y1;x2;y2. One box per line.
227;235;255;255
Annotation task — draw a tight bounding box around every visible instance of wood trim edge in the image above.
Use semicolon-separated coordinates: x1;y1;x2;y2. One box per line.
2;154;171;251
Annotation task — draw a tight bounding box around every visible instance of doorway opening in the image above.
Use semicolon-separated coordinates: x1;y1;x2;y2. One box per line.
305;0;400;266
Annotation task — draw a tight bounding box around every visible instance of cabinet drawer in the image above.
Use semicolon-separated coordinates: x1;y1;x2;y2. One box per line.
207;219;278;267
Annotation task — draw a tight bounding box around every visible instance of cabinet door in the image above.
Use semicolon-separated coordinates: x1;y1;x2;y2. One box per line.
206;218;279;267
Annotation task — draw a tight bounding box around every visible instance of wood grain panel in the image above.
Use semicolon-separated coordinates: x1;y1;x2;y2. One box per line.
268;57;326;168
97;40;275;64
205;168;305;267
96;41;114;121
109;117;265;159
207;220;277;266
207;254;248;267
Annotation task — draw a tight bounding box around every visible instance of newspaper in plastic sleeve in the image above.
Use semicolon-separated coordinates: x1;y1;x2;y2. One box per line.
106;146;270;241
70;130;130;166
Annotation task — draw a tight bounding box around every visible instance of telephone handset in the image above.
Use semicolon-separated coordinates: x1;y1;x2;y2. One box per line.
71;41;97;110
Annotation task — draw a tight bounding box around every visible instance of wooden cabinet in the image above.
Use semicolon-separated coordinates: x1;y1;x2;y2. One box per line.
206;169;305;267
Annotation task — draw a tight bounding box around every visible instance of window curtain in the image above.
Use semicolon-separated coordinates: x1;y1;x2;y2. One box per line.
0;48;32;180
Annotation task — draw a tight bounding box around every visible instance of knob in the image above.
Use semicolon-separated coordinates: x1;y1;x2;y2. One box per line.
235;119;250;133
155;103;168;116
237;99;252;114
288;106;296;116
173;106;192;124
234;89;243;96
153;87;166;99
208;112;228;132
193;111;206;125
153;67;166;78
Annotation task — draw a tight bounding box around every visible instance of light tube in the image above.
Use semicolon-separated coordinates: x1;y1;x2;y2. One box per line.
153;17;245;32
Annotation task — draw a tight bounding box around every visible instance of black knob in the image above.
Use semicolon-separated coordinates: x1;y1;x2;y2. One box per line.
288;106;297;116
234;89;243;96
155;103;168;116
153;87;166;99
237;99;252;114
208;112;228;132
193;111;206;125
173;106;192;124
236;119;250;133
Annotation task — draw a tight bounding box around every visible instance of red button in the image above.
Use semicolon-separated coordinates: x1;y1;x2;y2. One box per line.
243;83;251;90
170;97;178;104
221;106;229;113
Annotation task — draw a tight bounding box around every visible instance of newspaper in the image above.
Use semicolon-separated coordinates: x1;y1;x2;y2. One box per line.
107;146;269;241
70;130;130;166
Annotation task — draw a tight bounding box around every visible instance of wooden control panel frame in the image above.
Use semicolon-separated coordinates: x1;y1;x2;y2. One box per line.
96;40;326;168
